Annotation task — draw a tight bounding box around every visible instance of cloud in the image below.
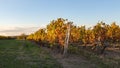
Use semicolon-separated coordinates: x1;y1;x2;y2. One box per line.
0;26;40;36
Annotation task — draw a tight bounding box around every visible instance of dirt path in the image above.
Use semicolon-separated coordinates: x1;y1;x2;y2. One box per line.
53;54;96;68
42;47;97;68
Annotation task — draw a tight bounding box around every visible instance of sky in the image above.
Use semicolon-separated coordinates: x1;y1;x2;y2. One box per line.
0;0;120;36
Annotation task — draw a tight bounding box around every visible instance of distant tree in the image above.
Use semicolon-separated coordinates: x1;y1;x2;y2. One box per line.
17;33;27;40
0;35;8;39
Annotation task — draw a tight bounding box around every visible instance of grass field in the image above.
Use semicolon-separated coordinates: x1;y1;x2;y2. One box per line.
0;39;119;68
0;40;62;68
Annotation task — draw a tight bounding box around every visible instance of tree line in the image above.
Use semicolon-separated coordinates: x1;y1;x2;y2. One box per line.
27;18;120;55
27;18;120;46
0;18;120;54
